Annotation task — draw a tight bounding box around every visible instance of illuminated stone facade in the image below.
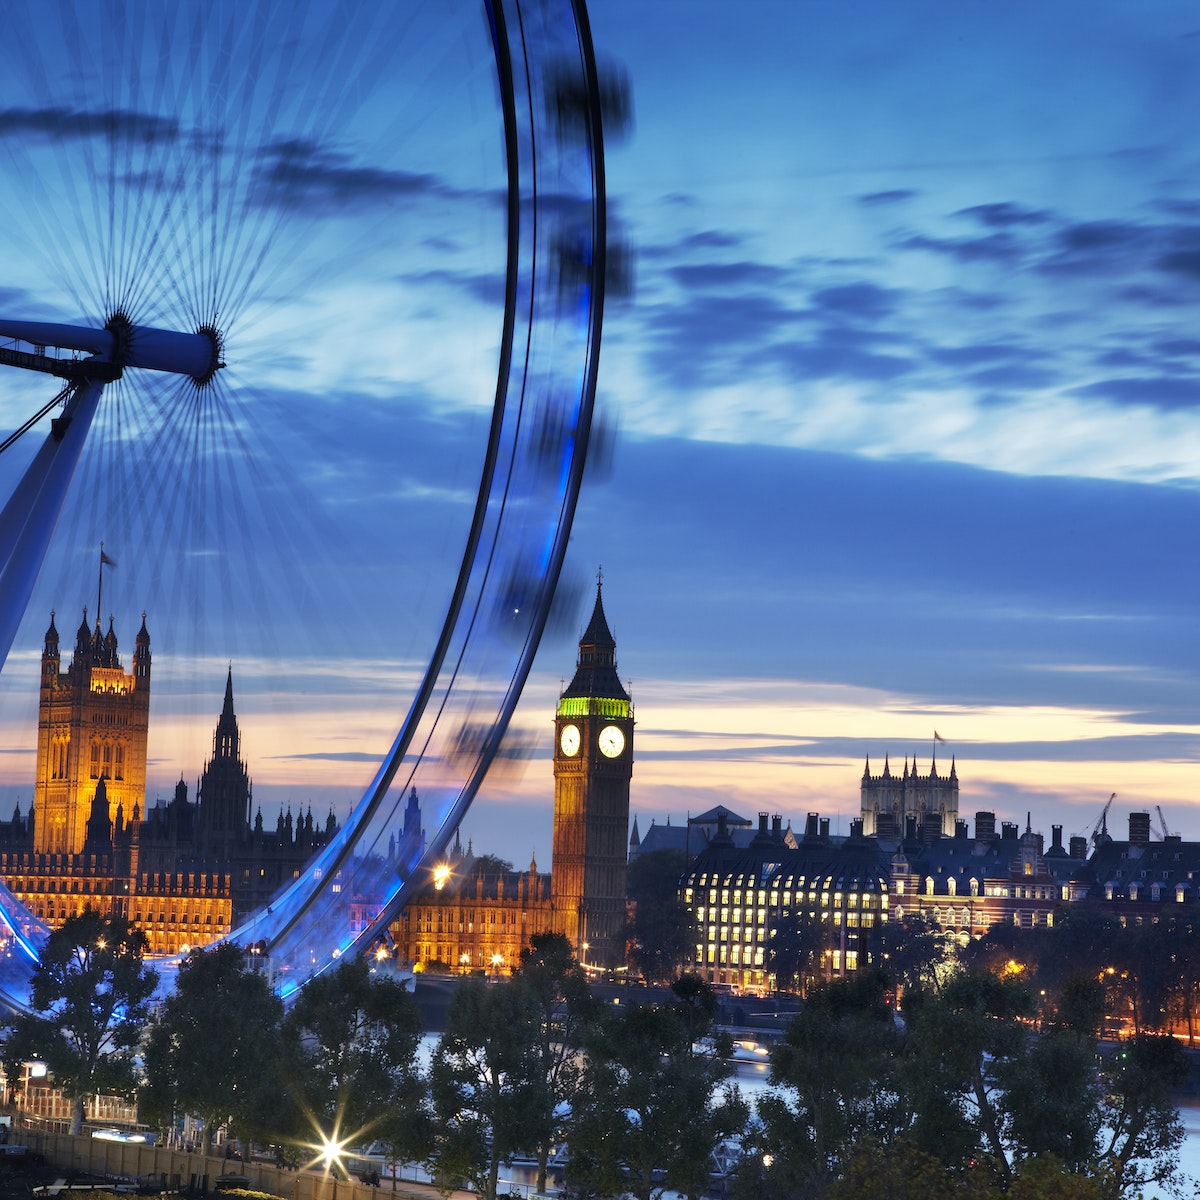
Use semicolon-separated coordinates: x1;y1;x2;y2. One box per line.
33;609;150;856
551;584;634;966
860;754;959;842
0;609;337;955
392;836;555;974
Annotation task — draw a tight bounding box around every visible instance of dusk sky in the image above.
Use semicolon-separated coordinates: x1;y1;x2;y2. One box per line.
1;2;1198;869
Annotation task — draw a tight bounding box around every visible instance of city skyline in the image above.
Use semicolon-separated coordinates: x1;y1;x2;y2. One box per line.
1;2;1198;869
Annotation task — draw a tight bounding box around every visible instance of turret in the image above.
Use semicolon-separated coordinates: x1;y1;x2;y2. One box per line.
134;613;151;681
75;608;91;659
42;612;60;684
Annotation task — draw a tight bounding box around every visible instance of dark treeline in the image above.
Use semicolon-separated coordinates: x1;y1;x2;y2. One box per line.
1;908;1195;1200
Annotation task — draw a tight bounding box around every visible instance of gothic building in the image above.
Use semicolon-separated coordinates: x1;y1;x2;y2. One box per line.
0;607;339;954
860;753;959;843
391;581;636;973
551;581;634;965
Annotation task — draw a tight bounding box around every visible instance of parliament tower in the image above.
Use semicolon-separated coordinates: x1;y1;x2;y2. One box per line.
551;581;634;966
34;609;151;855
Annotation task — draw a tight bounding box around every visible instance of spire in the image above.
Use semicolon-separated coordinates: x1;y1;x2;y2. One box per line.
134;613;151;679
629;814;641;848
213;667;240;759
580;572;616;652
950;755;958;781
44;611;59;655
560;574;629;702
883;754;891;779
862;755;871;781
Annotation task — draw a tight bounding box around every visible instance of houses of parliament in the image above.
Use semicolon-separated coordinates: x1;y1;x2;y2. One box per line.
0;606;339;954
0;579;637;969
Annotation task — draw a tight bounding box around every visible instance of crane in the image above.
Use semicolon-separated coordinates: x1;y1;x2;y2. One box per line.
1092;793;1116;847
1155;805;1173;840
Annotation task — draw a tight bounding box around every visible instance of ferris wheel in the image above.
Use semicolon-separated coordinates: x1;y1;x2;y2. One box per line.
0;0;610;1003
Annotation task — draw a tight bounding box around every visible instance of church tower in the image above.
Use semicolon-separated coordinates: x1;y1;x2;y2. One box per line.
195;668;252;857
33;608;150;855
551;580;634;966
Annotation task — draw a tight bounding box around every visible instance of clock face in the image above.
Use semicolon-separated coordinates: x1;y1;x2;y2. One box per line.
598;724;625;758
559;724;581;757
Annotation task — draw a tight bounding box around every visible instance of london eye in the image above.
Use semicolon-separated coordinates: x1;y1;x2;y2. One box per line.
0;0;608;1003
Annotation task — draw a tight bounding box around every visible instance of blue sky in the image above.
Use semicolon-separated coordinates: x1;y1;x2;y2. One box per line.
1;1;1198;867
483;0;1200;862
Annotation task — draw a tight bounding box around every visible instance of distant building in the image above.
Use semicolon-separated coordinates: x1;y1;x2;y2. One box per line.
861;754;959;842
0;605;338;955
682;811;889;993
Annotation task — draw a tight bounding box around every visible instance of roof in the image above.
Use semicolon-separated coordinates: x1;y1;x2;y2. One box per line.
561;582;629;703
690;805;753;827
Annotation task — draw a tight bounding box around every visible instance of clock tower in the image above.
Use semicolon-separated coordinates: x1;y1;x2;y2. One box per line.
552;579;634;966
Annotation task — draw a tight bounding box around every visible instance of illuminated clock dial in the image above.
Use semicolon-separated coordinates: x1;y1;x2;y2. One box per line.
598;724;625;758
559;724;581;757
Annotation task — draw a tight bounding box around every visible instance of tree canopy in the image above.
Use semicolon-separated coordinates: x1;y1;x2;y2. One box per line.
2;909;157;1135
142;942;284;1154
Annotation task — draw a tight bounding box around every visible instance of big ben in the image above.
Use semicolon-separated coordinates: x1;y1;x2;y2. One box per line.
551;579;634;966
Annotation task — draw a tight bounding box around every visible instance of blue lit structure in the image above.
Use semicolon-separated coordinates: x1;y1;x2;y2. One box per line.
0;0;608;1005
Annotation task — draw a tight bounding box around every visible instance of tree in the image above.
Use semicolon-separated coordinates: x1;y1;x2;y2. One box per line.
141;942;284;1155
751;970;906;1198
281;956;428;1166
429;976;543;1200
2;909;157;1135
511;932;593;1195
874;910;951;1000
567;998;744;1200
904;969;1186;1198
825;1139;995;1200
766;909;829;996
904;968;1036;1181
1096;1034;1187;1199
995;1030;1100;1171
626;849;696;982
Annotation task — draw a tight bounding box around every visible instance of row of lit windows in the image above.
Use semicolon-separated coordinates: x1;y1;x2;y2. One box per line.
688;888;885;910
133;912;222;926
694;946;863;975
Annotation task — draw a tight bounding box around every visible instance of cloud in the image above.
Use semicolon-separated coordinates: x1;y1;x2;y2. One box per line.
252;137;455;213
669;261;791;290
956;201;1053;228
857;189;917;206
927;342;1041;367
1159;248;1200;280
403;267;505;308
0;106;178;144
1071;376;1200;411
761;338;916;382
809;282;900;321
899;230;1026;264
